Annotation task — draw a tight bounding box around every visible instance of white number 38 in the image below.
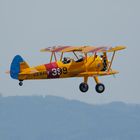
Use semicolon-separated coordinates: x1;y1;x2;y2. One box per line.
51;68;62;76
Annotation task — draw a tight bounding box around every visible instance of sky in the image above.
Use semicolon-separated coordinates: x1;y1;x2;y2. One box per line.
0;0;140;104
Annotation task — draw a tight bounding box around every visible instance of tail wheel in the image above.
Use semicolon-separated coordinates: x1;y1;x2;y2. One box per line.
19;81;23;86
95;83;105;93
79;82;89;92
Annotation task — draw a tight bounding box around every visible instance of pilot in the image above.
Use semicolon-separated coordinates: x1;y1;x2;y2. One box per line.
63;57;71;64
101;55;107;71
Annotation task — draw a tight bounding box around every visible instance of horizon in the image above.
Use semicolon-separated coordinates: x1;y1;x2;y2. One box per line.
0;95;140;106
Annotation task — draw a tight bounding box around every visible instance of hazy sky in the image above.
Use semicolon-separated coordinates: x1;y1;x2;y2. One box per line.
0;0;139;104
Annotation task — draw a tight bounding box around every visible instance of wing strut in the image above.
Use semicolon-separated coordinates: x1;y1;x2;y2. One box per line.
108;51;116;72
50;52;57;63
50;52;53;63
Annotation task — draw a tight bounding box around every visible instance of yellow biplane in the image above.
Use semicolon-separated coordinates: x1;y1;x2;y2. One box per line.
9;45;126;93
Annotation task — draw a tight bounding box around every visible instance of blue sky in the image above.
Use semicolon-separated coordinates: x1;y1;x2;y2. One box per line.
0;0;139;104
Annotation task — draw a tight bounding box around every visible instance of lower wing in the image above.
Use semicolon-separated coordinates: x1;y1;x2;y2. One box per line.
77;70;119;77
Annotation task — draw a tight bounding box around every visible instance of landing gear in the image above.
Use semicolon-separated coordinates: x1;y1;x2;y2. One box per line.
79;77;105;93
79;82;89;92
95;83;105;93
19;81;23;86
94;76;105;93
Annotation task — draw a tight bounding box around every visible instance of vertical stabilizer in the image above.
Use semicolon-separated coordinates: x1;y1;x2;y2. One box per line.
10;55;29;80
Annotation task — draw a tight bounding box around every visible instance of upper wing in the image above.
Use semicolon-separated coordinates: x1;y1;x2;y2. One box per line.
40;46;85;53
40;45;126;53
107;46;126;52
40;46;72;52
82;46;126;53
77;70;119;77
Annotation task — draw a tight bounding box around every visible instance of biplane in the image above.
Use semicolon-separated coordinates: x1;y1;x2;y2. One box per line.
9;45;126;93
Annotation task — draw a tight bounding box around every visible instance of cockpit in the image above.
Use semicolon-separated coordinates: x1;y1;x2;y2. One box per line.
62;55;84;64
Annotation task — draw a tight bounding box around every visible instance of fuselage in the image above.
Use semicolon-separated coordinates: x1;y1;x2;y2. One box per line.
18;56;105;80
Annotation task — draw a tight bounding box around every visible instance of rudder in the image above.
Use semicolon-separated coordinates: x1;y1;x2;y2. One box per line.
10;55;29;80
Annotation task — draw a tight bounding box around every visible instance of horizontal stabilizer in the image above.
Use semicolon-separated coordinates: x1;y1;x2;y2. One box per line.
20;62;29;72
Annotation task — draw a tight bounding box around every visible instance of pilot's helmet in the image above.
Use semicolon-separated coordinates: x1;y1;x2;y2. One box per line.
64;57;67;61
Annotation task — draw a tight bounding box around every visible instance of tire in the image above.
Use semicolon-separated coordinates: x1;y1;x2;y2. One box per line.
95;83;105;93
79;82;89;92
19;81;23;86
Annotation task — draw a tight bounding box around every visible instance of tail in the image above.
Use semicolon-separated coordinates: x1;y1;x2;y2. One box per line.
10;55;29;80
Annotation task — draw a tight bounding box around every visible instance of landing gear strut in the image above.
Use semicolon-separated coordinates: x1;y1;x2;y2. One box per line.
79;82;89;92
79;77;105;93
19;81;23;86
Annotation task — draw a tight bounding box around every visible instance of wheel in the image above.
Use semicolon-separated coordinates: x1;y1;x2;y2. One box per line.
79;82;89;92
95;83;105;93
19;81;23;86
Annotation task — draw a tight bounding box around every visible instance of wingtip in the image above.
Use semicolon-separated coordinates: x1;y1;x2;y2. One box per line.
40;49;45;52
117;45;127;50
